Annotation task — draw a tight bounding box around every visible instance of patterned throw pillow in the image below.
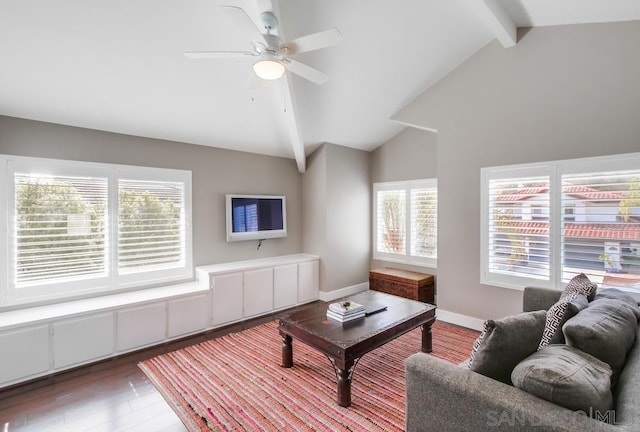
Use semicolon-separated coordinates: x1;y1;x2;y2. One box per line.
561;273;597;302
538;293;589;349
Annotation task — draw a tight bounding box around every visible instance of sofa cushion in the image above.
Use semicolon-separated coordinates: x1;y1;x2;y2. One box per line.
561;273;597;302
538;294;588;349
594;288;640;320
511;345;613;414
468;310;546;385
563;298;637;388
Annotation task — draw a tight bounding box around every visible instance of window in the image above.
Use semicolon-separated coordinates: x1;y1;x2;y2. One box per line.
1;155;192;307
373;179;437;267
481;153;640;292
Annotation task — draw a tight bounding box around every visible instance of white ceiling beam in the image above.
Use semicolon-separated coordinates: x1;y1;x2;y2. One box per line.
266;0;305;173
280;76;306;173
473;0;517;48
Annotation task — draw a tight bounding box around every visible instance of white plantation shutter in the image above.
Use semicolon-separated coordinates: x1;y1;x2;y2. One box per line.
118;179;185;273
14;173;108;285
375;188;406;256
410;186;437;259
2;156;192;307
373;179;437;266
484;172;551;286
483;153;640;292
561;170;640;287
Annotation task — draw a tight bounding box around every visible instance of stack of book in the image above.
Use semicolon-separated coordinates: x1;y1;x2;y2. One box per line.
326;300;366;322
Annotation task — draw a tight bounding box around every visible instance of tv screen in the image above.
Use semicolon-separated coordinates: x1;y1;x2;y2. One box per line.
226;194;287;242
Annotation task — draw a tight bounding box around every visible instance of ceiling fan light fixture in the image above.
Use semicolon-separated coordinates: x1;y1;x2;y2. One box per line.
253;59;285;80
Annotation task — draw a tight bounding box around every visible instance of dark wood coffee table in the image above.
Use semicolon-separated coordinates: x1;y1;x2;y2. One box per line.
278;290;436;407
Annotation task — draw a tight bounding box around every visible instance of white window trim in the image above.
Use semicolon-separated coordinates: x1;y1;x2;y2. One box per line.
373;179;437;268
481;151;640;291
0;154;193;308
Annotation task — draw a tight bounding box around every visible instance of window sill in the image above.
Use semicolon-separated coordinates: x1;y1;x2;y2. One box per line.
0;282;205;331
373;256;437;269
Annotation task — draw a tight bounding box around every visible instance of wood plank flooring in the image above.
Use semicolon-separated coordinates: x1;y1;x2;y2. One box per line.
0;313;281;432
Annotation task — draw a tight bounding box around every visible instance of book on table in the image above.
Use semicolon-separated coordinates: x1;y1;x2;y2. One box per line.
328;300;365;316
326;309;365;322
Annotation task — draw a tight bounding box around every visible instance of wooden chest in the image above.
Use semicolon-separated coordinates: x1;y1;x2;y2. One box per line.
369;268;434;303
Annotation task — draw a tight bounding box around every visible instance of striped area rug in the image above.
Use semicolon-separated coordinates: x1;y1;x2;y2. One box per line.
139;320;478;431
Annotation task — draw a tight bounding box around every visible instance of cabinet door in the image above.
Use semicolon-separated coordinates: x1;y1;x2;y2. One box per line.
274;264;298;309
212;273;243;326
298;260;319;303
54;313;114;368
0;325;49;386
244;268;273;317
116;303;166;352
168;294;209;338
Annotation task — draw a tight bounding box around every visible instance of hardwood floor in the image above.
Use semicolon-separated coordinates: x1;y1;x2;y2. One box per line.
0;312;283;431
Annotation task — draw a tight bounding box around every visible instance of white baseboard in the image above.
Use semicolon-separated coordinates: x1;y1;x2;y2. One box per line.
436;309;485;331
318;282;369;302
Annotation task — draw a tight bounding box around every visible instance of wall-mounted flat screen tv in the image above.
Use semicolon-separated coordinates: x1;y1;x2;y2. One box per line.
226;194;287;242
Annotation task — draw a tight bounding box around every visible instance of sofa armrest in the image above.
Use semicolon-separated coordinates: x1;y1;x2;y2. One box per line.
523;286;561;312
405;353;618;432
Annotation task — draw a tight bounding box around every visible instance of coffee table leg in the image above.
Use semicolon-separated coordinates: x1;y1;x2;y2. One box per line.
421;321;433;353
337;364;353;407
281;334;293;368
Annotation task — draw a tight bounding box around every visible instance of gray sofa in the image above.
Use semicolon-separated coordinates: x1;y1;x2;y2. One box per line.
405;287;640;431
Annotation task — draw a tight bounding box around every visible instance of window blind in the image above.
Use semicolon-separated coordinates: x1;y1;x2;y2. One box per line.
410;187;437;258
14;174;108;285
375;189;406;255
561;171;640;286
487;176;551;281
118;179;185;273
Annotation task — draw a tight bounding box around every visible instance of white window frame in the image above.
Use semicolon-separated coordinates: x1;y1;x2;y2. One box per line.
373;179;437;268
481;152;640;291
1;154;193;307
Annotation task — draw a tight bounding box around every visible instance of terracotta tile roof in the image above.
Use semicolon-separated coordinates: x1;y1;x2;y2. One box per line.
563;185;625;201
496;221;640;240
495;184;624;202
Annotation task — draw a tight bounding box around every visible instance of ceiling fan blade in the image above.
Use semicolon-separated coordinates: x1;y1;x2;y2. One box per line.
282;58;330;85
283;28;342;55
184;51;255;59
221;5;267;44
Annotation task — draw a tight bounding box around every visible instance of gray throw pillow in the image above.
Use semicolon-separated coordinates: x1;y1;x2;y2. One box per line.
595;288;640;320
538;294;588;349
561;273;597;302
563;298;637;388
512;345;613;414
468;310;546;385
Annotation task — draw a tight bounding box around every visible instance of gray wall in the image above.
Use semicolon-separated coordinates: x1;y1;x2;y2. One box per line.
393;21;640;320
303;143;371;293
0;116;303;267
370;127;439;275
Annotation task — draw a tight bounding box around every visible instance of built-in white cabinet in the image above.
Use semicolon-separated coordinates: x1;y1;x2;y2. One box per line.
168;294;209;338
0;325;49;385
0;254;319;389
273;264;298;309
117;302;166;352
197;253;320;325
244;268;273;317
298;260;320;303
53;313;114;368
211;273;244;326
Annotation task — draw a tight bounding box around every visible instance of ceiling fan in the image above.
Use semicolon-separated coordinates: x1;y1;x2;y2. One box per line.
185;6;342;85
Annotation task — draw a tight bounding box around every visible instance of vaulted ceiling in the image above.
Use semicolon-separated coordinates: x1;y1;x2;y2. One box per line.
1;0;639;172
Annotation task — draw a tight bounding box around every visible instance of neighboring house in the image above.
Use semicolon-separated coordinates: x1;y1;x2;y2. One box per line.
492;183;640;287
